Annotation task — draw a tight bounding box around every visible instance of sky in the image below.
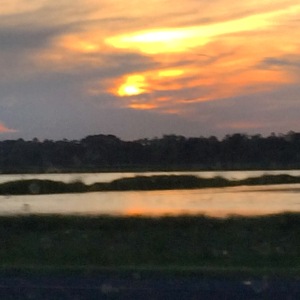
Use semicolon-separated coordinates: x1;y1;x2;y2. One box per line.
0;0;300;141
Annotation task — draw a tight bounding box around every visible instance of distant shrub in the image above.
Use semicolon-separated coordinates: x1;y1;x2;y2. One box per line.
0;179;86;195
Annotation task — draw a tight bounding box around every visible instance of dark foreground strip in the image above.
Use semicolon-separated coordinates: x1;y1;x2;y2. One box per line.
0;273;300;299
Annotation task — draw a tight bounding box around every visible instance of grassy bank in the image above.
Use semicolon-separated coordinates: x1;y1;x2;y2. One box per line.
1;174;300;195
0;213;300;274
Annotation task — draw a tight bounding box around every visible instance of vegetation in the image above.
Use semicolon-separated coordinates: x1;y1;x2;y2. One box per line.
0;213;300;274
1;131;300;173
1;174;300;195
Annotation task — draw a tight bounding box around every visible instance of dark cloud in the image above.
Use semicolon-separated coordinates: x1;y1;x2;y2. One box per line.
0;27;61;51
0;50;159;141
182;83;300;137
261;56;300;68
0;23;74;83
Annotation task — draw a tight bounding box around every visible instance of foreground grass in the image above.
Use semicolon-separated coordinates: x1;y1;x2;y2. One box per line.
0;213;300;275
1;174;300;195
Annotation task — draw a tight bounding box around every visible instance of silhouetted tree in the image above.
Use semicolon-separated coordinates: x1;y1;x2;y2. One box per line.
1;132;300;173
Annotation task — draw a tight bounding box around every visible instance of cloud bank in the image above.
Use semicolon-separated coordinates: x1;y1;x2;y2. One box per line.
0;0;300;140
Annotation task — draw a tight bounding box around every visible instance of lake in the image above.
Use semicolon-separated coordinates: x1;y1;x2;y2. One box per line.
1;170;300;217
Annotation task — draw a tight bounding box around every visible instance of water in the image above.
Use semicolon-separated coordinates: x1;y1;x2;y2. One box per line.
1;170;300;217
1;181;300;217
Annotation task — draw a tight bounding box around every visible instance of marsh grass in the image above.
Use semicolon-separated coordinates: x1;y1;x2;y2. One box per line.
0;213;300;273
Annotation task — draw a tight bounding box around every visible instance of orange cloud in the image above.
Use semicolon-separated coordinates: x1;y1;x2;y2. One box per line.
98;2;300;115
31;30;106;72
129;103;158;110
0;0;43;16
107;48;294;112
11;0;300;121
106;5;300;54
0;122;17;133
57;36;99;53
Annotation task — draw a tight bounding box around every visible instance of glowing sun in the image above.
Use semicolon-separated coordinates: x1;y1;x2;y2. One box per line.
117;75;147;96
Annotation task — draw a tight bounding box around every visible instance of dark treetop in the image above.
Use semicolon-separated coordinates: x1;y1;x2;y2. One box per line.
1;131;300;173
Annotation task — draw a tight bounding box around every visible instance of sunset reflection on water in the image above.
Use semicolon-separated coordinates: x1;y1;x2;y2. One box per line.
1;184;300;217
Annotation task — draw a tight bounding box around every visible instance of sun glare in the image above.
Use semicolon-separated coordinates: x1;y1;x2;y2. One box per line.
117;75;147;96
114;68;186;98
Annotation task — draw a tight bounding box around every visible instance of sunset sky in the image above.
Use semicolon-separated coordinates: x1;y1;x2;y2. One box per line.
0;0;300;140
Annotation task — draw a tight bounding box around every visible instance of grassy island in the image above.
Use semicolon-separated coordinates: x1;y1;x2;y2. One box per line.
1;174;300;195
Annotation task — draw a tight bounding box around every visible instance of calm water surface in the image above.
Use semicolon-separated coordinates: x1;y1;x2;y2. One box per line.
1;183;300;217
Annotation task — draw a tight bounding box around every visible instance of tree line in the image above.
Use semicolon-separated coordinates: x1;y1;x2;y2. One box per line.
1;132;300;173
